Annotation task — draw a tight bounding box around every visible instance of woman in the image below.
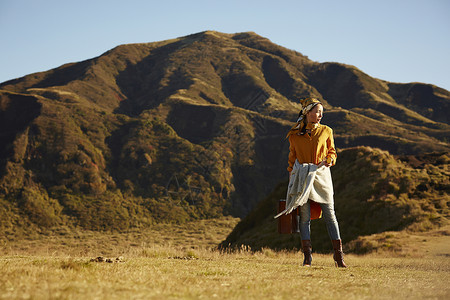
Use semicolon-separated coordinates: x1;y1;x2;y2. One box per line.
286;97;347;268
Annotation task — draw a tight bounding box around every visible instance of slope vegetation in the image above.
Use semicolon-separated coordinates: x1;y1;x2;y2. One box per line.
0;31;449;233
219;147;449;252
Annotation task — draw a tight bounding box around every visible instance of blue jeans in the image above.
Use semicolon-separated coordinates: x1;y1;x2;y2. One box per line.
299;200;341;240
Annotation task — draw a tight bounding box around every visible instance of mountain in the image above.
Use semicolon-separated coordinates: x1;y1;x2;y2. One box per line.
0;31;449;233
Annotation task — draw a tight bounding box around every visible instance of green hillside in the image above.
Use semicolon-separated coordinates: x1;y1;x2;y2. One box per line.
219;147;449;253
0;31;449;234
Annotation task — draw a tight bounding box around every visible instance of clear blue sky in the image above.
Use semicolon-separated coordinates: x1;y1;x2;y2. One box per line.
1;0;449;91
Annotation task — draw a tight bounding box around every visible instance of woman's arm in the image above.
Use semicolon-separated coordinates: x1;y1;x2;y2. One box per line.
325;128;337;167
287;135;297;172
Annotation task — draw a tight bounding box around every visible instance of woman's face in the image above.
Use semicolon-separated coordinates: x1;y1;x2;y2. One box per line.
306;104;323;123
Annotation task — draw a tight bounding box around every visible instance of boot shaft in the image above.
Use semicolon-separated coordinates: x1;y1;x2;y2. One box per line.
301;239;312;266
331;239;347;268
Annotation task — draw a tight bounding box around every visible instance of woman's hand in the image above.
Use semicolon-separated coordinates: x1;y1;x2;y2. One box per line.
318;157;333;167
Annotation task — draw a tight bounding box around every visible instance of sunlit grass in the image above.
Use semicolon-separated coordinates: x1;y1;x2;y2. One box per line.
1;217;449;299
1;249;449;299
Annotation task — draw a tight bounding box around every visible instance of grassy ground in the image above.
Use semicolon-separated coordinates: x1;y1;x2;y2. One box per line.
1;218;449;299
0;217;241;257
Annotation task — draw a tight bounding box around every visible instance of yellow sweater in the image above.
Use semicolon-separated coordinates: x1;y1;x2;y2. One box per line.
287;124;337;172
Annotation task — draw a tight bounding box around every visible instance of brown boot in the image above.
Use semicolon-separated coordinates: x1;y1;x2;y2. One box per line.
301;240;312;266
332;240;347;268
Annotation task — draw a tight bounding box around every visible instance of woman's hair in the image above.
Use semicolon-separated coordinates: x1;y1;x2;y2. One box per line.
286;97;321;138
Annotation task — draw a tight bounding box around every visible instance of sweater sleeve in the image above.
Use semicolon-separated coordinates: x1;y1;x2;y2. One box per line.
287;135;296;172
326;128;337;166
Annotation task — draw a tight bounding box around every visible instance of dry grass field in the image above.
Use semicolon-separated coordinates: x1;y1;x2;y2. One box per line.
1;218;449;299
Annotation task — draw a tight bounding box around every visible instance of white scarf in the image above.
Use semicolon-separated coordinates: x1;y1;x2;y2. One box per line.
275;161;334;218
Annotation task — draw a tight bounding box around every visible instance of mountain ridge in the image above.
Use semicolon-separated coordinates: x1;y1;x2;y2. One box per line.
0;31;449;234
